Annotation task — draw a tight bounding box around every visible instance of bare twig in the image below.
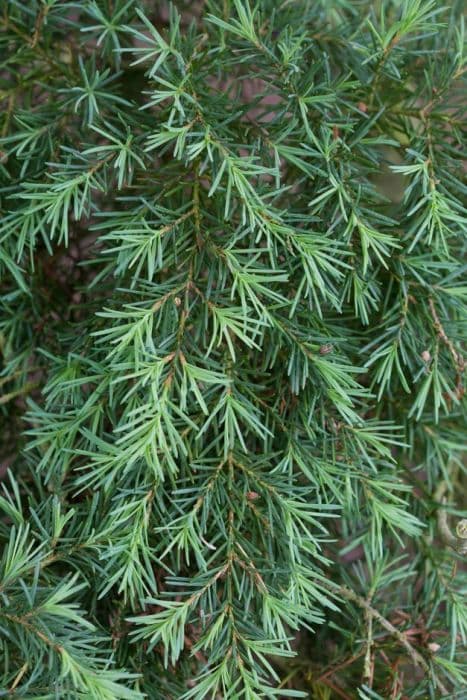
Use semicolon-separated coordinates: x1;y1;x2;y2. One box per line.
324;583;449;696
363;603;374;687
428;297;465;400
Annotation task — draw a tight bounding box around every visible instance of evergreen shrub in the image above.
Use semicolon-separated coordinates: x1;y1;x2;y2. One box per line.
0;1;466;697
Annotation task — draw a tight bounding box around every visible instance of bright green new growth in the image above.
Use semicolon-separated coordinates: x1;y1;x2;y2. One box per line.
0;0;465;697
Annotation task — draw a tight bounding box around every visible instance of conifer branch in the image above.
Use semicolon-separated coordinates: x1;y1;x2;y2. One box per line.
0;1;465;697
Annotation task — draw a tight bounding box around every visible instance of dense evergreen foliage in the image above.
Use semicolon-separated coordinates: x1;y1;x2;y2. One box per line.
0;1;466;697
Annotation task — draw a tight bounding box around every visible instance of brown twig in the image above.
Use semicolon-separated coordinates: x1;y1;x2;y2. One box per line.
319;677;353;700
363;601;374;687
428;297;465;400
31;5;49;48
326;584;449;696
316;650;365;682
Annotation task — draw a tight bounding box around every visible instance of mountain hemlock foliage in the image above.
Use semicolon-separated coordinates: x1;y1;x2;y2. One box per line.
0;0;466;698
